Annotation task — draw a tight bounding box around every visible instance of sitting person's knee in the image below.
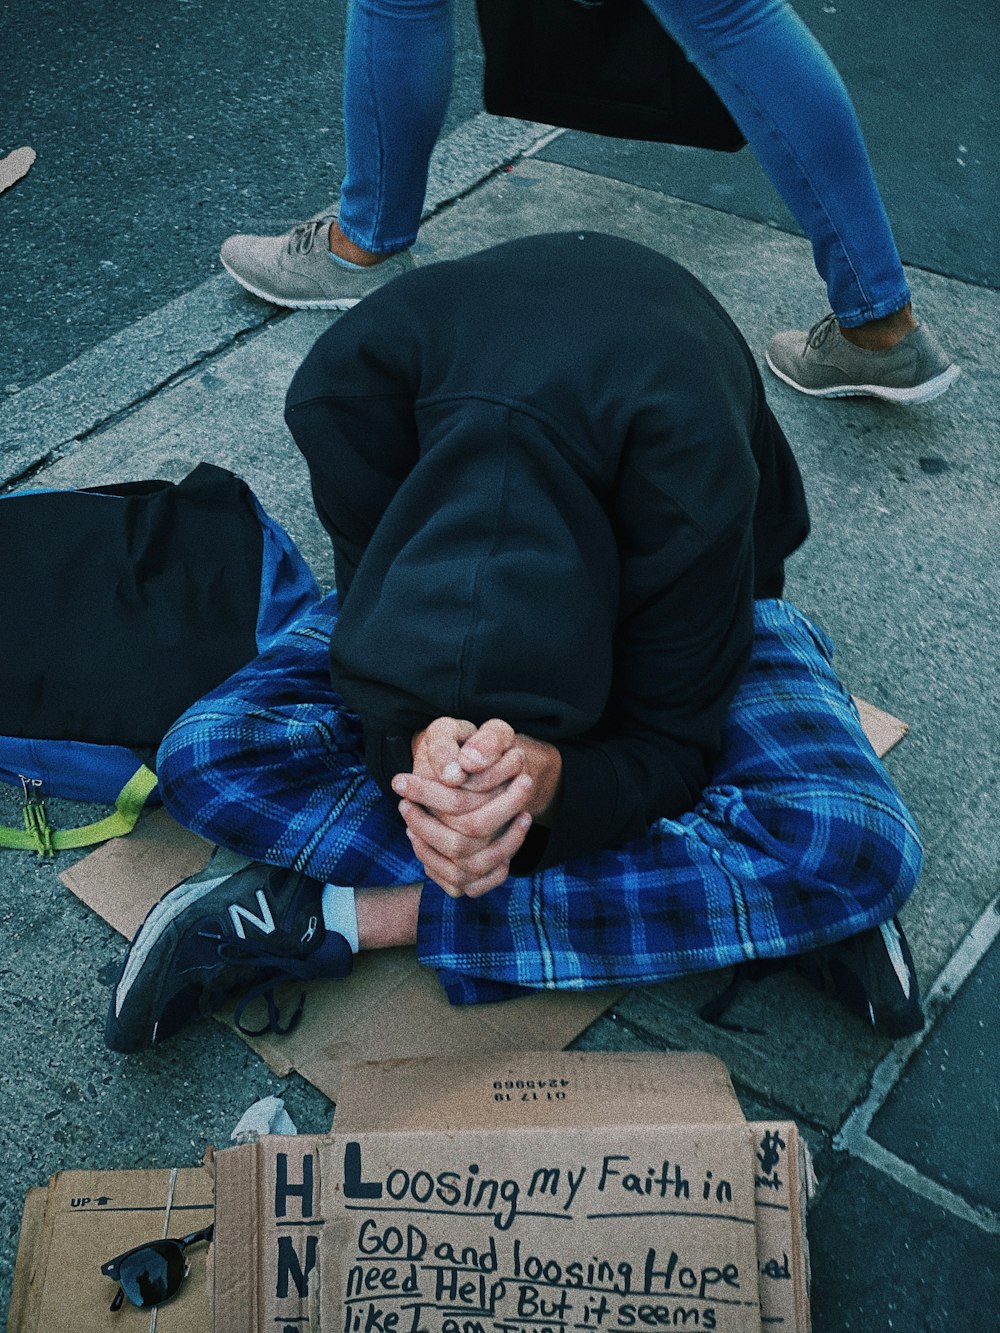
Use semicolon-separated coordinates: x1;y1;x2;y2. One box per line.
155;706;236;833
156;720;202;817
745;776;922;910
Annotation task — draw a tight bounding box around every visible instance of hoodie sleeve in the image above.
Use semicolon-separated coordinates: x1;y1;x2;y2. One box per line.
533;514;756;870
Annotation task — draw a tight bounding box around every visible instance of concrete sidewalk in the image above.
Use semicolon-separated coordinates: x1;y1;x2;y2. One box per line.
0;137;997;1330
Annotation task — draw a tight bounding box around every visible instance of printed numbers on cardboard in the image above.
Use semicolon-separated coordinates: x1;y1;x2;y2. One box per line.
492;1078;570;1103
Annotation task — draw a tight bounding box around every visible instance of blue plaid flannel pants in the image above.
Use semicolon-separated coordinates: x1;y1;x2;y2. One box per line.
157;595;921;1004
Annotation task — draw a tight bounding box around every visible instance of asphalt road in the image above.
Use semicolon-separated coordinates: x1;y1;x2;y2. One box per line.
0;0;488;395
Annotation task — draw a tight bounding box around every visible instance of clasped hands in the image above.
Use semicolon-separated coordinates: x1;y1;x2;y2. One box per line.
391;717;562;898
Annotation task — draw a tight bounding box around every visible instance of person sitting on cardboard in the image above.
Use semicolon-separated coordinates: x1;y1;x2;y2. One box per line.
104;233;924;1052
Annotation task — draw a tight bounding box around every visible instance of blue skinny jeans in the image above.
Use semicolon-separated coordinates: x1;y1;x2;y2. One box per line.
338;0;911;326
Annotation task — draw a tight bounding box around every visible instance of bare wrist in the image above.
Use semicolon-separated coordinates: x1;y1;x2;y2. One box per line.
516;735;563;825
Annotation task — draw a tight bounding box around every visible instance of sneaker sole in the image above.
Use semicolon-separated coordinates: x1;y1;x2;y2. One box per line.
219;255;362;311
794;916;924;1039
765;355;960;405
106;851;251;1050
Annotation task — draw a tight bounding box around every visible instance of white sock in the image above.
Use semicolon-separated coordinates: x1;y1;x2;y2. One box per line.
321;883;359;952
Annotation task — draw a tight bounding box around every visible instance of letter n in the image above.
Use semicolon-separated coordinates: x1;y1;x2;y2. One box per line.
276;1234;318;1299
229;888;276;939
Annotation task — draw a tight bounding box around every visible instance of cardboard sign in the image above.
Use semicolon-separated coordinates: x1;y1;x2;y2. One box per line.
331;1123;763;1329
335;1056;811;1332
747;1124;812;1333
212;1052;812;1333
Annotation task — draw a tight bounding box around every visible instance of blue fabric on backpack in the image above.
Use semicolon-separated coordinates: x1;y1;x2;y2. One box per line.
253;491;322;652
0;464;320;848
0;738;156;807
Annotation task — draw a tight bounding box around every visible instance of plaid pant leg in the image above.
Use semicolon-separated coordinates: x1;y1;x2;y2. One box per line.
418;600;923;1003
158;594;921;1007
157;592;424;887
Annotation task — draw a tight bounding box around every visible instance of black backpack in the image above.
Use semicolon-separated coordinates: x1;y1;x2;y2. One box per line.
0;463;319;853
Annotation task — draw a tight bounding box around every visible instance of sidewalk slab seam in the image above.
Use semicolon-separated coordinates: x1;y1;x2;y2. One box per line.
0;112;553;490
833;896;1000;1233
836;896;1000;1148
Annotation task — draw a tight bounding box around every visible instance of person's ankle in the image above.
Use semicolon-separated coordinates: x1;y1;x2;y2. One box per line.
355;883;421;950
839;304;918;351
327;220;387;268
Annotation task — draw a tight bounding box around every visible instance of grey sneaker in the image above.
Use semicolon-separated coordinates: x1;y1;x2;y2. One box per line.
220;216;414;309
766;313;959;404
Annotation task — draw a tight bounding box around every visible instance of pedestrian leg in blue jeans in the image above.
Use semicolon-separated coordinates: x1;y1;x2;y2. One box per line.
218;0;453;305
643;0;906;327
642;0;958;399
338;0;455;255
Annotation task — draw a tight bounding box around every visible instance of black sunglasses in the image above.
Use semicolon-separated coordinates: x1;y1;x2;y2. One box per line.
100;1222;214;1311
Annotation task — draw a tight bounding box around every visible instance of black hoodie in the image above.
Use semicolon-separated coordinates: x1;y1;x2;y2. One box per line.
286;233;808;867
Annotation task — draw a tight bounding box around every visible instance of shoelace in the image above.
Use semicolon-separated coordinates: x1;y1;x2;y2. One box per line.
232;973;306;1038
200;930;351;1037
286;218;327;256
698;959;788;1033
805;312;838;351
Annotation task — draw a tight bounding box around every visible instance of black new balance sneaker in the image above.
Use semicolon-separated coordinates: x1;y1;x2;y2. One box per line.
105;847;353;1053
794;916;924;1038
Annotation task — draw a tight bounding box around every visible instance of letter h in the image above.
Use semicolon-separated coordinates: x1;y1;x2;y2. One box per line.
275;1152;315;1218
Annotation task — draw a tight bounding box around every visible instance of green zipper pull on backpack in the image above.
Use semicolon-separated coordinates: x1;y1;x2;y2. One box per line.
20;777;56;857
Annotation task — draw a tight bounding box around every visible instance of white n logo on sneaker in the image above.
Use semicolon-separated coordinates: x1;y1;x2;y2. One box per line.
229;889;276;940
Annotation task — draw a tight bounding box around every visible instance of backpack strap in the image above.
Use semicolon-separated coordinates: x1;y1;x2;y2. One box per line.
0;765;158;856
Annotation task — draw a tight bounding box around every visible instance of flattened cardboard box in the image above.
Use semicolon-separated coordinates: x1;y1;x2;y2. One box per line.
7;1164;214;1332
213;1052;812;1333
60;812;621;1103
